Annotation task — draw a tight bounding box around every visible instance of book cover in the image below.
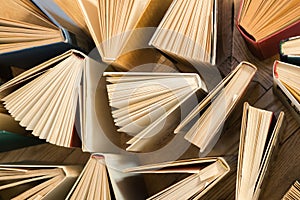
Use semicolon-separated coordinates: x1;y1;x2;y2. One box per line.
273;60;300;124
280;36;300;66
236;0;300;59
0;131;44;153
174;61;257;153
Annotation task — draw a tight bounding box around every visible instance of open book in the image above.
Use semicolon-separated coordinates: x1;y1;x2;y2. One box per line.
273;61;300;123
280;36;300;66
150;0;217;65
125;157;230;200
236;103;284;200
237;0;300;59
104;72;208;152
0;0;90;69
174;61;257;153
0;164;82;200
66;154;146;200
0;50;107;148
282;181;300;200
55;0;173;63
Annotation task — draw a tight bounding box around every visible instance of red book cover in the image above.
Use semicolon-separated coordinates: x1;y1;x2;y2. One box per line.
236;0;300;60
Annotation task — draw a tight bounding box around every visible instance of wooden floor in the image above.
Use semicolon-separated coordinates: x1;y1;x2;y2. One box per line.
0;0;299;199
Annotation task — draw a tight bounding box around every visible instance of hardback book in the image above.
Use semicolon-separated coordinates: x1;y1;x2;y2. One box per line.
280;36;300;66
104;72;208;152
236;102;284;200
0;164;82;200
56;0;173;63
282;181;300;200
0;49;151;153
0;49;106;148
174;61;257;153
125;157;230;200
149;0;217;65
0;0;91;69
273;60;300;124
237;0;300;59
66;154;146;200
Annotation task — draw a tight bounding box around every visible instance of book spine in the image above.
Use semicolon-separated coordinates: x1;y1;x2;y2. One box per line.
236;22;265;59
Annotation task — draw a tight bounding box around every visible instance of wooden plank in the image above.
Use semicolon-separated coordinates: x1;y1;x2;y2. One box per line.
61;148;90;165
259;128;300;200
0;144;87;165
216;0;234;66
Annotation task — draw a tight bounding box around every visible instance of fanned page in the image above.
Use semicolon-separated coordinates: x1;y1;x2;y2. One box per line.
281;36;300;56
238;0;300;41
175;62;257;152
0;50;85;148
274;61;300;111
150;0;216;64
0;165;68;199
53;0;90;35
125;158;229;200
0;0;63;53
76;0;172;62
66;155;111;200
104;72;207;152
282;181;300;200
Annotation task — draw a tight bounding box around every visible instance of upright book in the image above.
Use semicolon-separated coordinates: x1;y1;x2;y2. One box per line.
0;0;91;69
282;181;300;200
125;157;230;200
0;164;82;200
237;0;300;59
56;0;173;63
150;0;217;65
236;103;284;200
273;60;300;124
280;36;300;66
66;154;146;200
104;72;208;152
174;61;257;153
